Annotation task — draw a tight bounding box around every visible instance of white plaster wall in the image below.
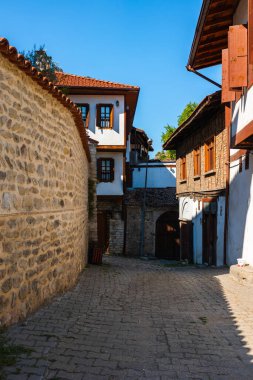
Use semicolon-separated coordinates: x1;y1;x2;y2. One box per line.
233;0;248;25
179;197;202;265
179;196;225;266
96;152;123;195
68;94;125;145
227;153;253;266
231;86;253;138
132;165;176;188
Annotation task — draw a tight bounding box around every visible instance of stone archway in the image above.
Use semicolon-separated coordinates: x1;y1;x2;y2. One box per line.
155;211;180;260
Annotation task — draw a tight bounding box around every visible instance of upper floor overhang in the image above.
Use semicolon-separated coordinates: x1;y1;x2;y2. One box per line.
188;0;240;70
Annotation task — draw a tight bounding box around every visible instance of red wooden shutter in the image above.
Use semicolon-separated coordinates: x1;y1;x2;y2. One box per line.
97;158;102;181
249;0;253;86
109;158;114;182
228;25;248;89
96;104;101;127
222;49;236;103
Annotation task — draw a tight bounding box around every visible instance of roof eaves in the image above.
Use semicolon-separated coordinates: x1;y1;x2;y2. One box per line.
163;91;221;150
187;0;211;69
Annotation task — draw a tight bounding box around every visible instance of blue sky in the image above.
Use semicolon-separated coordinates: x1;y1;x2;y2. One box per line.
1;0;221;156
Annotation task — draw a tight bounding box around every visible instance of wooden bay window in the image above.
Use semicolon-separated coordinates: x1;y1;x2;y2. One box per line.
97;158;114;182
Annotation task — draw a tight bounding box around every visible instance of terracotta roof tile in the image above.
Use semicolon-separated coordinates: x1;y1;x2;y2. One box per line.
0;37;90;162
55;72;139;90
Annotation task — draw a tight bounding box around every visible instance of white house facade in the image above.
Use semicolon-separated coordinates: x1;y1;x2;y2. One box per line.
56;72;140;255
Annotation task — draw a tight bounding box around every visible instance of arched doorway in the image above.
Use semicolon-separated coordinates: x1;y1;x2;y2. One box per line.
155;211;180;260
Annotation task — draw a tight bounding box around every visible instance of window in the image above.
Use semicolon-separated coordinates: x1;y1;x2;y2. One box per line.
193;147;201;176
97;104;113;128
180;156;186;180
77;104;89;128
205;138;215;172
97;158;114;182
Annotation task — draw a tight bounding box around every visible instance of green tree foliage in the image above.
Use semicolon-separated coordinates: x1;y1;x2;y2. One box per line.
155;102;198;160
155;125;176;160
21;45;63;82
177;102;198;126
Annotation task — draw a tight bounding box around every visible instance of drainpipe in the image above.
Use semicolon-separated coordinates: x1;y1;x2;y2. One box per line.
186;65;222;88
139;154;149;259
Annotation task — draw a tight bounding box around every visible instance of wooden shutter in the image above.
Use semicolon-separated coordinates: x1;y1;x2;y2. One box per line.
110;105;114;129
249;0;253;87
222;49;236;103
228;25;248;89
97;158;102;181
96;104;101;128
109;158;114;182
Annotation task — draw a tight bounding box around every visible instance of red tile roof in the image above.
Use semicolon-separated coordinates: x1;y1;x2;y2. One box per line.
55;72;139;90
0;37;90;161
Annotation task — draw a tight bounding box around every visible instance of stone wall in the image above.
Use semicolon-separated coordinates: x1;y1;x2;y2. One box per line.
88;141;98;244
124;189;178;257
109;215;124;255
97;197;124;255
176;109;227;195
125;206;178;257
0;52;89;326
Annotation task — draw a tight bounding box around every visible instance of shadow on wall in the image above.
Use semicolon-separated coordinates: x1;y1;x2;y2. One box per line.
227;152;253;265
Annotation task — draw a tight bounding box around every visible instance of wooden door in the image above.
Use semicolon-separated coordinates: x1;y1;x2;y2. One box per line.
155;212;180;260
180;220;193;262
97;211;109;253
202;200;217;266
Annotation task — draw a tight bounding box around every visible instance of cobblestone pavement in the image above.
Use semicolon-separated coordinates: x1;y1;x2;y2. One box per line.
3;256;253;379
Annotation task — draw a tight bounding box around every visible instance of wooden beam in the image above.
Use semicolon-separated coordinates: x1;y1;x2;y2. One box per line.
231;119;253;148
249;0;253;87
97;145;126;152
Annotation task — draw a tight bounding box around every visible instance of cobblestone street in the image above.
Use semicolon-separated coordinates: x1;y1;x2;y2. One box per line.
3;256;253;379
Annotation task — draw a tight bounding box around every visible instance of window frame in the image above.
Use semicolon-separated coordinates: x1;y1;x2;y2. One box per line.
204;137;215;172
76;103;90;129
193;146;201;176
96;104;114;129
180;155;187;181
97;158;114;183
